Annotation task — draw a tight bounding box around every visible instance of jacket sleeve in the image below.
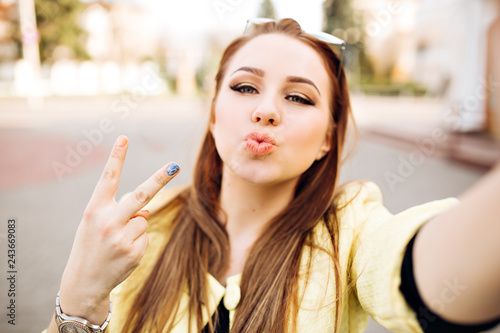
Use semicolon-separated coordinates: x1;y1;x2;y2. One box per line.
340;180;459;332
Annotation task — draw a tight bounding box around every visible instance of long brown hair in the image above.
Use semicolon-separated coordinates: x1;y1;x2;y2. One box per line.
121;18;352;333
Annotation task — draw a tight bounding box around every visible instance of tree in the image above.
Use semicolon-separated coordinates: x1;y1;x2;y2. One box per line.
322;0;354;34
322;0;374;85
34;0;89;62
0;2;21;61
258;0;277;19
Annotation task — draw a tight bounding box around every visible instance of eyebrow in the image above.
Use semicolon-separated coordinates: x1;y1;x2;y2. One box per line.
232;66;265;77
287;76;321;96
232;66;321;96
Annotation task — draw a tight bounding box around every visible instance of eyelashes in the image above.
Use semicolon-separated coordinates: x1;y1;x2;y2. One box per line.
229;84;316;106
230;84;257;95
286;95;315;106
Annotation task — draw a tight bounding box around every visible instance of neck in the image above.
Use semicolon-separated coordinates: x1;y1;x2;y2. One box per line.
219;166;298;242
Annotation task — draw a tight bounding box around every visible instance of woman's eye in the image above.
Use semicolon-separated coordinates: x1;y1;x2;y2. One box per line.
287;94;315;106
230;84;257;94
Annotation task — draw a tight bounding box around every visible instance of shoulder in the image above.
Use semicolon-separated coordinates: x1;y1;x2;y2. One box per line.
333;180;461;247
333;180;458;229
333;180;388;230
334;180;383;207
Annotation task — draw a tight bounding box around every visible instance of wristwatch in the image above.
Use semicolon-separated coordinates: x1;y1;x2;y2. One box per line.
54;291;112;333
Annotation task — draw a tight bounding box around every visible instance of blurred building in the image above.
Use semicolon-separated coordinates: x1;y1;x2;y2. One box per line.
355;0;499;132
0;0;255;98
69;2;171;96
0;1;176;97
81;3;160;63
486;1;500;139
0;0;19;94
352;0;419;84
415;0;498;132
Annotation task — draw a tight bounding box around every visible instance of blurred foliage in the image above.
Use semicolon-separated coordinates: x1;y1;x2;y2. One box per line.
3;3;22;61
35;0;89;62
323;0;354;33
359;81;428;96
322;0;375;88
323;0;427;94
258;0;277;19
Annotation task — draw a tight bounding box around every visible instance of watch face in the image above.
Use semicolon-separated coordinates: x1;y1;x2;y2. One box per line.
59;321;92;333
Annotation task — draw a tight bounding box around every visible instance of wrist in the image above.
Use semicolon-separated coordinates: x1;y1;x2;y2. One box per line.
58;289;110;327
55;291;112;333
60;269;111;313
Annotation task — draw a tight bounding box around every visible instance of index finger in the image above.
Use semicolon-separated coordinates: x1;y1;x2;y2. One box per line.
115;162;180;223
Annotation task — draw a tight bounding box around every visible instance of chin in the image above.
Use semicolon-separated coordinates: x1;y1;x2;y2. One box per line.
241;174;280;186
238;168;279;185
225;159;282;185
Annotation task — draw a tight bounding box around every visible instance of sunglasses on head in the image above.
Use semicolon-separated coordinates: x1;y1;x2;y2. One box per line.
244;17;346;82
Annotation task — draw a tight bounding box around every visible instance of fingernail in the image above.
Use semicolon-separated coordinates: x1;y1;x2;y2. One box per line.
116;135;127;148
166;163;180;176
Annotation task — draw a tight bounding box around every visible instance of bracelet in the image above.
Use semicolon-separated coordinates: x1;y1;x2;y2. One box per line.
55;291;112;333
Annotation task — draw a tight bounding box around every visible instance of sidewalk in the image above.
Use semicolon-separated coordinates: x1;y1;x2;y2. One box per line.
351;94;500;170
0;95;210;191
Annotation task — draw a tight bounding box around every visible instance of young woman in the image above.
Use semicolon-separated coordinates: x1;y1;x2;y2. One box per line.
45;18;500;333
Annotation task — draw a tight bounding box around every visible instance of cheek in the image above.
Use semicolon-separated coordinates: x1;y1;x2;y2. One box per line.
286;114;330;153
212;103;236;139
210;99;246;155
213;92;249;127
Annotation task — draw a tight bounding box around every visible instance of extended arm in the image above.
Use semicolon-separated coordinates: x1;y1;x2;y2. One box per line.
414;163;500;324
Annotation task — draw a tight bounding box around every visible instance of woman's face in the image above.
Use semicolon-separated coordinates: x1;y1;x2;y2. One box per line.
210;33;333;186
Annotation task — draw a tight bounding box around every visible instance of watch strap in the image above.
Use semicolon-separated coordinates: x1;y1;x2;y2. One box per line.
55;291;112;333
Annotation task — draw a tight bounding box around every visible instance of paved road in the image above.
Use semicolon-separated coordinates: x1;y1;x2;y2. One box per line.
0;96;497;332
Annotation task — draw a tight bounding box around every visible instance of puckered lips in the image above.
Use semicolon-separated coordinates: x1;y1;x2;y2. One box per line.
245;131;277;156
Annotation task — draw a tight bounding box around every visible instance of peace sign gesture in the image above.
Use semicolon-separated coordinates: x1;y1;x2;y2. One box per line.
52;135;180;330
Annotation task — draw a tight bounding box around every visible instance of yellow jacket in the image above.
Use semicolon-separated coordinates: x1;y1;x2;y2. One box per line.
47;180;459;333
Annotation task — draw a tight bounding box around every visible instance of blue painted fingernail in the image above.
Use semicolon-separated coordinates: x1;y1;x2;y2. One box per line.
166;163;179;176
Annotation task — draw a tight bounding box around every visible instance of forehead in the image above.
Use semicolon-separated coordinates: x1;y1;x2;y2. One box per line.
225;33;331;92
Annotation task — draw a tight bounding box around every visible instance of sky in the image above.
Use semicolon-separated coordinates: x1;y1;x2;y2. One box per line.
130;0;325;49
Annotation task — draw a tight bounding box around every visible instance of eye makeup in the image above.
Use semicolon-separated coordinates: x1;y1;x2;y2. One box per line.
286;94;315;106
230;83;258;94
227;68;319;107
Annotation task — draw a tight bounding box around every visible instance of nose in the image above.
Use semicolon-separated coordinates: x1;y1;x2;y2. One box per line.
251;96;281;126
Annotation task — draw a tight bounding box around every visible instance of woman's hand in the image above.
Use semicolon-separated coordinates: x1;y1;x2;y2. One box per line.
57;135;180;325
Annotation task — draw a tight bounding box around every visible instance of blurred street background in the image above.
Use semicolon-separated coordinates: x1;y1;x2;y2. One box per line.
1;0;500;332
